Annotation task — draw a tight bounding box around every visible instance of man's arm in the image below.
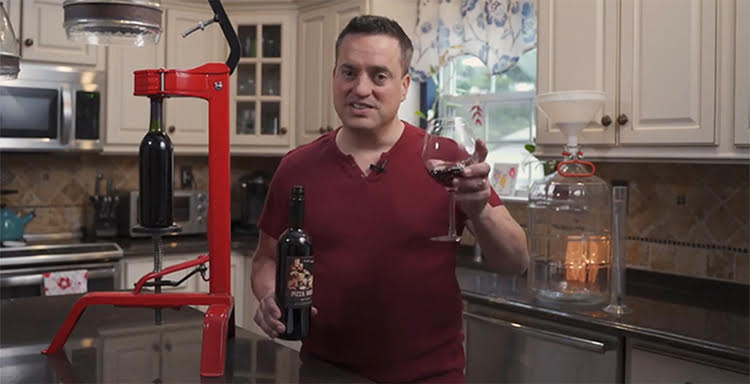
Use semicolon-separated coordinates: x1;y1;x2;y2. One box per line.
251;230;278;301
250;231;286;338
455;140;529;275
465;205;528;274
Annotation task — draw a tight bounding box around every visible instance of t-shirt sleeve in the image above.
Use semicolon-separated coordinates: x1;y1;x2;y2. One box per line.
258;158;291;240
489;186;504;207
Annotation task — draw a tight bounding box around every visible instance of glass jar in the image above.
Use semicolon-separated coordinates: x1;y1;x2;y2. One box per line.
527;152;611;304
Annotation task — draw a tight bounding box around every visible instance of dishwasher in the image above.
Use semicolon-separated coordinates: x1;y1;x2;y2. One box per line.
463;302;623;383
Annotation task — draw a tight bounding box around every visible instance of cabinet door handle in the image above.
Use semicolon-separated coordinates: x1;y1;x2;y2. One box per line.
24;38;34;47
326;126;333;132
318;126;325;134
168;125;176;133
617;114;629;126
462;311;612;353
601;115;612;127
279;127;287;135
151;342;159;352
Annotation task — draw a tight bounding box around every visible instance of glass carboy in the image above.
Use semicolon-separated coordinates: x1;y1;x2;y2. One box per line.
527;152;611;304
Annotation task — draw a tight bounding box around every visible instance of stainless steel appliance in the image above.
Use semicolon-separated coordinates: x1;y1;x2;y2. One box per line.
463;302;622;383
0;242;123;299
118;190;208;237
0;62;104;152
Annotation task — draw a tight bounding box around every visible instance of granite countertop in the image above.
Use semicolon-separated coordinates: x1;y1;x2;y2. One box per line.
0;295;368;384
455;261;749;369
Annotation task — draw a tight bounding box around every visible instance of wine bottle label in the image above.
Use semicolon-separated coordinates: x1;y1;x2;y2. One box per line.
285;256;313;307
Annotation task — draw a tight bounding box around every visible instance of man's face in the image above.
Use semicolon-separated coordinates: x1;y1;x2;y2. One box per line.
332;34;410;132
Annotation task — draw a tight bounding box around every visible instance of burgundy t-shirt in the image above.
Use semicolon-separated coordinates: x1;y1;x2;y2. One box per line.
259;121;502;383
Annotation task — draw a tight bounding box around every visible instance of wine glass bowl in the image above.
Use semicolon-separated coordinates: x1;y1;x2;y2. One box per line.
422;117;477;241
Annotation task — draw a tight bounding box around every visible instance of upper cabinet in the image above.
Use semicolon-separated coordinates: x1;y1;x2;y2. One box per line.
165;8;224;149
229;13;295;155
19;0;103;67
536;0;618;146
536;0;747;162
296;0;368;146
618;0;716;145
104;4;224;153
735;0;750;146
105;40;165;147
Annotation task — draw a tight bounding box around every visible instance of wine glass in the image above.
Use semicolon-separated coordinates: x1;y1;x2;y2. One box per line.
422;116;477;242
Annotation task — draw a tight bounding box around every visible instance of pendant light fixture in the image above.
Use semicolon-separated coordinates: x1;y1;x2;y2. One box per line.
63;0;163;47
0;1;20;79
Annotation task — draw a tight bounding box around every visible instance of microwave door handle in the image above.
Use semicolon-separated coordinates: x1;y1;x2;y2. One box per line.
61;88;73;145
0;267;116;288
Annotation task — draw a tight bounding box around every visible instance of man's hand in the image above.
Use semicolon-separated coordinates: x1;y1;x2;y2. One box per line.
254;293;319;339
254;293;285;339
455;139;491;219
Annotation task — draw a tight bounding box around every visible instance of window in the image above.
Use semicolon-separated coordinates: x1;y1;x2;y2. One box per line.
436;49;542;198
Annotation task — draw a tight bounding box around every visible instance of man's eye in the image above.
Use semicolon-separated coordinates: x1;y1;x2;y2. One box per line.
375;73;388;83
343;70;355;78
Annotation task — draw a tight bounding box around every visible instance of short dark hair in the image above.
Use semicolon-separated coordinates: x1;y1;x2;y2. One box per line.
334;15;413;76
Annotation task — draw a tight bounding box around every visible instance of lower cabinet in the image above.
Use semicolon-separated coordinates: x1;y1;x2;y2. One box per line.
120;252;245;328
99;323;203;382
627;339;748;383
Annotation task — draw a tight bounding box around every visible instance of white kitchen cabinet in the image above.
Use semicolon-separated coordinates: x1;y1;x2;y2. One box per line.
121;254;199;293
536;0;747;162
735;0;750;146
536;0;618;147
627;340;748;383
296;0;368;146
99;323;204;382
618;0;716;145
100;332;160;382
19;0;103;66
104;41;165;147
195;252;246;327
229;13;295;155
164;7;224;148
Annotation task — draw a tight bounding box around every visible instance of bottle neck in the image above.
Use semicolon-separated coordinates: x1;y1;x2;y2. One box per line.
289;198;304;229
149;97;164;133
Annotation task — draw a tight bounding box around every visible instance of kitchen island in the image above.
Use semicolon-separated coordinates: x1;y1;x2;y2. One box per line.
0;295;368;383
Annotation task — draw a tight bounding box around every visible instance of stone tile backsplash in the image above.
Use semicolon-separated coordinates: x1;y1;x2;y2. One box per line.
1;154;748;285
504;162;749;286
0;153;280;235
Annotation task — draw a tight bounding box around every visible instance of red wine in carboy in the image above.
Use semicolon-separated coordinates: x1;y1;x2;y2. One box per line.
275;186;314;340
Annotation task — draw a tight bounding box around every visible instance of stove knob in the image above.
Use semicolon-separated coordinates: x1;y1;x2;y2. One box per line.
197;216;204;224
196;204;204;212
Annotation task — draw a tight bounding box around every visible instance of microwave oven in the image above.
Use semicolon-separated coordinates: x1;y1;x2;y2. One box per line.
118;190;208;237
0;63;104;152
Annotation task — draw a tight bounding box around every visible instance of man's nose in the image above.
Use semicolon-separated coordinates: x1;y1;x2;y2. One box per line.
352;73;374;96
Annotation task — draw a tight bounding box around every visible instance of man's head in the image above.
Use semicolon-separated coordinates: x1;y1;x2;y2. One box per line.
332;15;413;133
335;15;413;77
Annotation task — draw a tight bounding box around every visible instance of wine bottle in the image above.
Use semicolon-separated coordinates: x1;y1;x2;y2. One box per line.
275;185;314;340
139;97;174;228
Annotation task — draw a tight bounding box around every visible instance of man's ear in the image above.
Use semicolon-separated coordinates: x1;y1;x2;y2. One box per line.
401;74;411;101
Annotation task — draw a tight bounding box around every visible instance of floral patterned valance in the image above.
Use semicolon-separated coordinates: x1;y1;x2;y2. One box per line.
411;0;537;82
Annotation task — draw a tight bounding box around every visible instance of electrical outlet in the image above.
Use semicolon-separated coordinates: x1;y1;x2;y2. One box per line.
676;195;687;206
181;166;194;189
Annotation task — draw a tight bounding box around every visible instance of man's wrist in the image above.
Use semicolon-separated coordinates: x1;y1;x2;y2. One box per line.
467;203;492;223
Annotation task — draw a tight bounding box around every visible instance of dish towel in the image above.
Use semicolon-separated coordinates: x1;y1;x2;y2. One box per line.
43;270;88;296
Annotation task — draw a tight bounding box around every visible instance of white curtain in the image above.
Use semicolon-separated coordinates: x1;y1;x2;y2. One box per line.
411;0;537;81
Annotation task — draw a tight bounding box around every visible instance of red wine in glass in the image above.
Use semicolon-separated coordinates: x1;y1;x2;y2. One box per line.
422;117;476;242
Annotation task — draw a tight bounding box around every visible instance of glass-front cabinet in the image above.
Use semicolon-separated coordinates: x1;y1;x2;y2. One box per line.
231;14;294;150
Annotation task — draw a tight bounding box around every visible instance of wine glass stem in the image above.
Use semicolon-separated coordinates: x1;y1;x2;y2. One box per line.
448;191;457;238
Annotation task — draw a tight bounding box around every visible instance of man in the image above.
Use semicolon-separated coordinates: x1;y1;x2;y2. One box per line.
251;15;528;383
